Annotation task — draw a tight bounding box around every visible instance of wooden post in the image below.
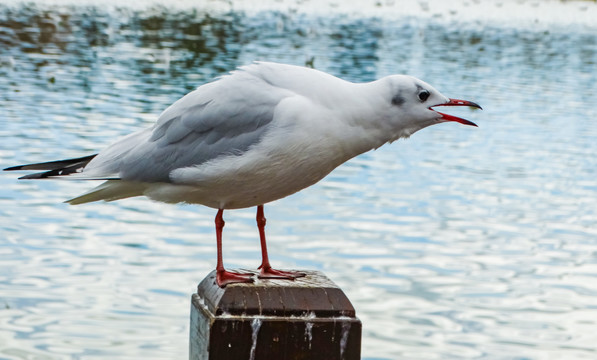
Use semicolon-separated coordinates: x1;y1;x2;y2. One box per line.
189;270;361;360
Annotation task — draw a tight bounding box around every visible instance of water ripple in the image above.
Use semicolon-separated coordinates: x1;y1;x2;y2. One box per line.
2;1;597;359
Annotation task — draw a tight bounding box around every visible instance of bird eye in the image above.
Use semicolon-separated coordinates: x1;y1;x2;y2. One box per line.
418;90;430;102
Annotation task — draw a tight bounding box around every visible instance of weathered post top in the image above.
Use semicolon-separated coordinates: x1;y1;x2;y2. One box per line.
190;270;361;360
198;270;356;317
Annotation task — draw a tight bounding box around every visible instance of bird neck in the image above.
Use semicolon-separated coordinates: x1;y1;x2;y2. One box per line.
332;80;407;158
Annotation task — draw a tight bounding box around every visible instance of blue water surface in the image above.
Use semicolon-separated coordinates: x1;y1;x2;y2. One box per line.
1;1;596;359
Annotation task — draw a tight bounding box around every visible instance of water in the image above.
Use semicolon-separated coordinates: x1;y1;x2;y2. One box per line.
1;0;597;359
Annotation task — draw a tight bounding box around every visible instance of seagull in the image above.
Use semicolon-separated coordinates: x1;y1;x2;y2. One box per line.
4;62;481;287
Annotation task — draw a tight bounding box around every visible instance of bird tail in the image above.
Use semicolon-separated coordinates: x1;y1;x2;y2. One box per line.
66;180;147;205
4;154;142;205
3;154;99;179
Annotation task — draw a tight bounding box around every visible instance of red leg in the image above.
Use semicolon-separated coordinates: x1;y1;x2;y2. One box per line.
256;205;306;280
215;209;253;287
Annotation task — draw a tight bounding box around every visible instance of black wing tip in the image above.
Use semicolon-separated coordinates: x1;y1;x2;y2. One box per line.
4;154;99;179
18;173;46;180
4;165;25;171
4;154;98;172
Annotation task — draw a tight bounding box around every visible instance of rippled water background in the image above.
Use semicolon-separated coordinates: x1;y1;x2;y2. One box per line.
1;0;597;359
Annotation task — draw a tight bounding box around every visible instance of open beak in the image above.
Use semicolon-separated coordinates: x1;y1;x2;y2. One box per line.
431;98;482;127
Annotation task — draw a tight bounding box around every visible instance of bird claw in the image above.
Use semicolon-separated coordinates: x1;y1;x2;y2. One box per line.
216;269;254;287
258;267;306;280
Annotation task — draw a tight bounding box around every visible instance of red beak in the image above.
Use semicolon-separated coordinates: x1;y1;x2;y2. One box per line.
431;98;482;127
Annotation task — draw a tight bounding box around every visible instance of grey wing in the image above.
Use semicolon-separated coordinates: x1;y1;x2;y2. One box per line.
86;70;294;183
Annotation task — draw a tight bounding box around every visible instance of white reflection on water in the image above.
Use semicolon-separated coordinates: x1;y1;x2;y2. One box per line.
1;0;597;359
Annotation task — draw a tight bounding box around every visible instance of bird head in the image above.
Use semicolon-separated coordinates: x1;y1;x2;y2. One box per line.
383;75;481;139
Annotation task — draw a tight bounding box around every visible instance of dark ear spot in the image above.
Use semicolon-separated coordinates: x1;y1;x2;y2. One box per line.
392;93;405;106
